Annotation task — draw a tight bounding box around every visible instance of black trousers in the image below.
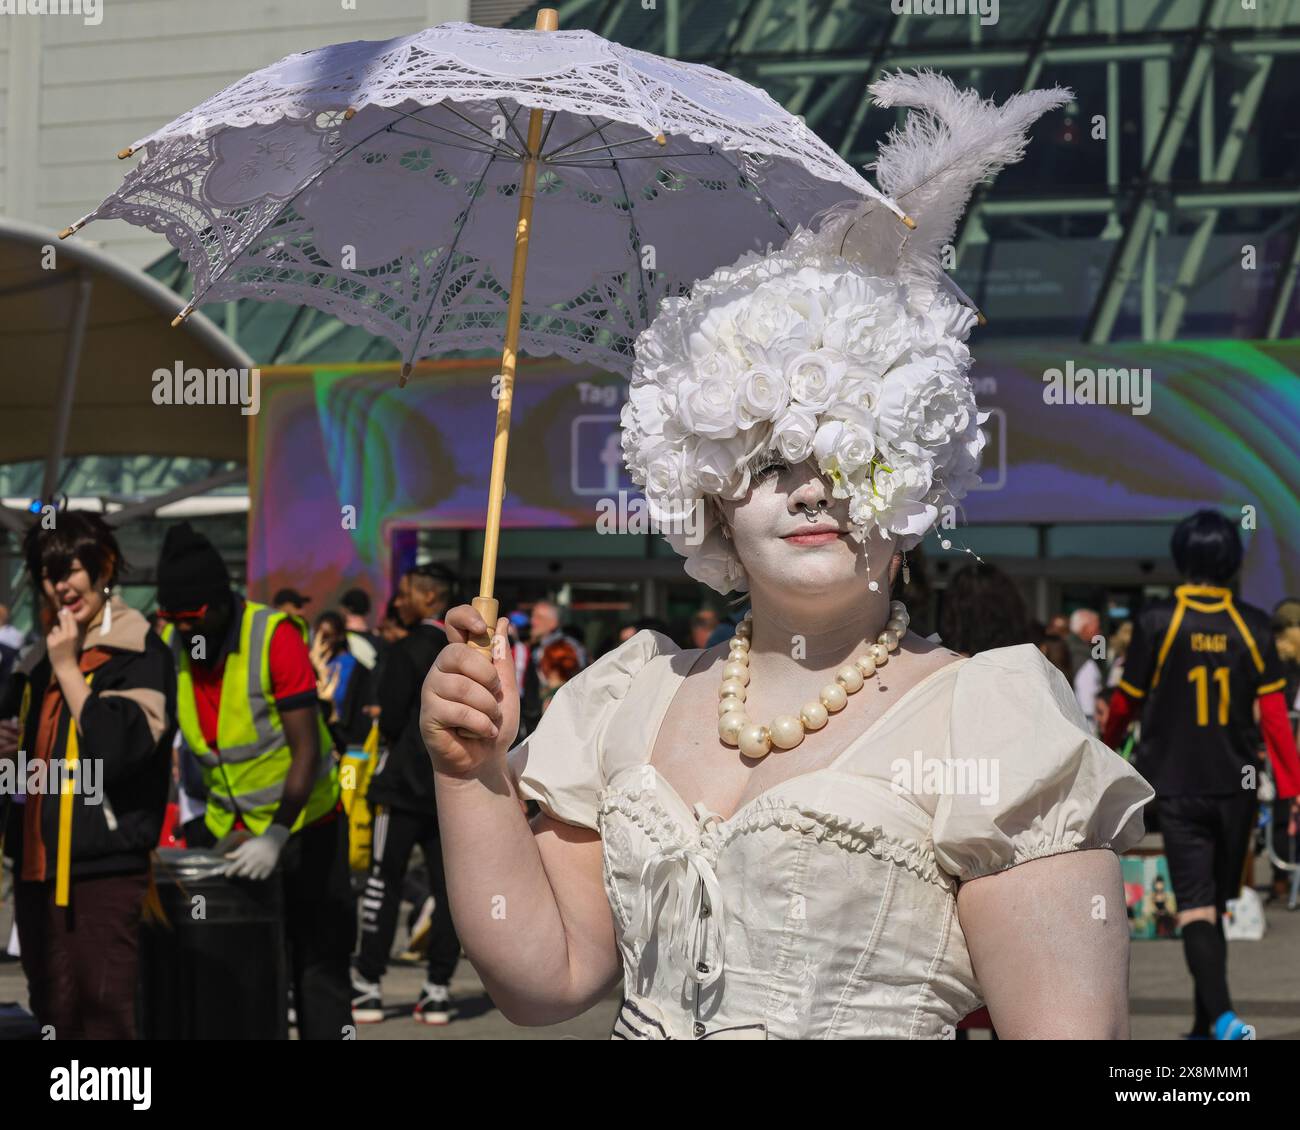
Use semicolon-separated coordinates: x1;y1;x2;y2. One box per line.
188;815;355;1040
1155;792;1257;913
282;815;356;1039
356;805;460;986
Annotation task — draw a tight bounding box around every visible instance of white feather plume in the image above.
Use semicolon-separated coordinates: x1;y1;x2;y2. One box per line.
827;69;1072;315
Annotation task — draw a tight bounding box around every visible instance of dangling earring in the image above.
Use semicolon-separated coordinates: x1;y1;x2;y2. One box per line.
902;553;911;586
100;586;112;635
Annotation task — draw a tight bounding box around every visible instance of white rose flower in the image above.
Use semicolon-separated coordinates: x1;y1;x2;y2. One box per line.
665;519;748;595
624;380;668;439
812;416;874;479
920;297;980;344
875;358;974;453
835;368;886;414
870;458;937;539
675;374;741;441
734;278;819;349
691;437;745;497
772;406;819;464
687;298;744;360
786;349;847;412
736;364;790;427
936;418;986;499
644;444;696;501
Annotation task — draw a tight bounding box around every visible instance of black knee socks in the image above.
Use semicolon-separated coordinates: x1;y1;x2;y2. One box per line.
1191;985;1210;1038
1182;919;1231;1028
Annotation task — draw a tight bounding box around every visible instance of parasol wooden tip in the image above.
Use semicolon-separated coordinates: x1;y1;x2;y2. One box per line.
117;147;135;159
58;225;75;240
536;7;558;31
900;213;917;230
344;107;357;120
655;133;667;146
975;311;988;327
399;362;412;387
170;305;193;328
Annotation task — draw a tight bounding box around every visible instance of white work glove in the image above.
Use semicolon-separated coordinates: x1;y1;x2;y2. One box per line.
223;824;291;880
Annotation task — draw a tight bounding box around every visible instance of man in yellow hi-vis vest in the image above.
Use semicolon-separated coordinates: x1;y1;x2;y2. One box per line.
155;523;353;1039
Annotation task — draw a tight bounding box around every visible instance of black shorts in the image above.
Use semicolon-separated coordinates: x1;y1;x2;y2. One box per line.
1154;793;1257;913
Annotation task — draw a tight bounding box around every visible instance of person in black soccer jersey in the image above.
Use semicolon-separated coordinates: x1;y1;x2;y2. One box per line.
1103;510;1300;1040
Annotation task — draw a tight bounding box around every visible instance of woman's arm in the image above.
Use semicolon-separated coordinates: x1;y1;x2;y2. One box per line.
435;766;621;1025
955;848;1131;1039
424;603;621;1026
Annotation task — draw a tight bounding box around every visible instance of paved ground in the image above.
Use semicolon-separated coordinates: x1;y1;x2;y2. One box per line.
2;852;1295;1040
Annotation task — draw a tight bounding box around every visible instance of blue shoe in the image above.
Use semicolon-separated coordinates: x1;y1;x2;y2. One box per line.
1213;1011;1255;1040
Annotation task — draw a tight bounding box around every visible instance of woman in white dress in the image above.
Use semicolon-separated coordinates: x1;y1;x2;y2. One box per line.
421;73;1155;1039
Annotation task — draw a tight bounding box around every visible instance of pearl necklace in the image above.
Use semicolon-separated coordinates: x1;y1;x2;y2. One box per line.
717;601;910;760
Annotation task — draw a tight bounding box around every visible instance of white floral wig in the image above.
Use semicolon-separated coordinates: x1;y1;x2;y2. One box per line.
620;71;1071;595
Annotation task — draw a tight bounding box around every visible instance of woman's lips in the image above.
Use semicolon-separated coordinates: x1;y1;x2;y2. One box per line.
782;530;844;547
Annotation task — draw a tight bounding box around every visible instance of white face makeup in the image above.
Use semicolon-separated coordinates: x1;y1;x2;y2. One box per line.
719;458;896;596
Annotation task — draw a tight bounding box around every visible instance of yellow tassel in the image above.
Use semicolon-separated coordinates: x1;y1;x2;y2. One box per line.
140;851;171;929
54;672;93;908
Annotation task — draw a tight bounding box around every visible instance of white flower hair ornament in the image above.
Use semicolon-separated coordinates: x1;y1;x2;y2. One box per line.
620;71;1072;594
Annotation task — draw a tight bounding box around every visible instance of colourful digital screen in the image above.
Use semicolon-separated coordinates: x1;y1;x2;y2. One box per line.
248;341;1300;610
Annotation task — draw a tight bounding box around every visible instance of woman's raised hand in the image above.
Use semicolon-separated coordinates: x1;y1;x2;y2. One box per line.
421;604;520;776
46;607;83;672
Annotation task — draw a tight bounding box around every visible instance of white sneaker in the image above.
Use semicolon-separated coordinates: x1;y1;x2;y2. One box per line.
351;974;384;1024
414;982;451;1025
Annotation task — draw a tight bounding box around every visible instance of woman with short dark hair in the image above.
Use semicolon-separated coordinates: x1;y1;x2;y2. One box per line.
0;511;176;1039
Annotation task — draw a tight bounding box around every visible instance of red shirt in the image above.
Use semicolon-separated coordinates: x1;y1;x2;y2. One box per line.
190;619;317;750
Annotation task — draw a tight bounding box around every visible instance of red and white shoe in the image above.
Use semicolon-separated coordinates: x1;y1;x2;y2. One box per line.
414;982;451;1025
351;975;384;1024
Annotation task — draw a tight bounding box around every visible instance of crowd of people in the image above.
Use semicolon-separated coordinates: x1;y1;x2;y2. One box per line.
0;518;761;1038
930;514;1300;1039
0;508;1297;1040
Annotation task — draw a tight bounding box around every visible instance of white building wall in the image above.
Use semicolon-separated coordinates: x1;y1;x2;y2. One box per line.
1;0;472;268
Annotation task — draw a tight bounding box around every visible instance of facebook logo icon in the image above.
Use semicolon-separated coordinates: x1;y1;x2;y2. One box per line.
570;415;634;496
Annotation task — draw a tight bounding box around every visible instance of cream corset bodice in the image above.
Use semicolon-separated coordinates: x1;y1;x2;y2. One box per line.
508;631;1152;1040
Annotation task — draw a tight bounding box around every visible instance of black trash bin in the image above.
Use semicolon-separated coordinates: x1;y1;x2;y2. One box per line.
139;848;288;1040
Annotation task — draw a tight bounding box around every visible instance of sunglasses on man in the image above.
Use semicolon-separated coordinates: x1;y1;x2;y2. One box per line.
154;603;209;624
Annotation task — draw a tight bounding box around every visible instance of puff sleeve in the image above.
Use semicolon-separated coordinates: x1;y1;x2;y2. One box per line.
506;629;673;831
932;644;1154;882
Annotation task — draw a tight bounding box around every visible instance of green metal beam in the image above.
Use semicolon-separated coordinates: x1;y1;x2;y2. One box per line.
731;0;773;56
554;0;602;23
754;42;1182;75
784;0;861;117
980;197;1117;216
1164;48;1274;338
596;0;622;40
1265;219;1300;339
832;11;910;159
1171;188;1300;209
954;0;1072;269
1158;0;1287;339
1085;0;1232;344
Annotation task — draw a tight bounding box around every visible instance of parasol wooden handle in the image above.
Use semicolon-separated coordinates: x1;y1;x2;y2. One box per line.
452;8;556;739
463;595;500;658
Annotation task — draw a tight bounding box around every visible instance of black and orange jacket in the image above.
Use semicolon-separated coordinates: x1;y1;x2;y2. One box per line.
1;599;177;880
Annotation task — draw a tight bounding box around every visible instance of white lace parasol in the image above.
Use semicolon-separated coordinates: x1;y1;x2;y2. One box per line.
66;20;905;375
